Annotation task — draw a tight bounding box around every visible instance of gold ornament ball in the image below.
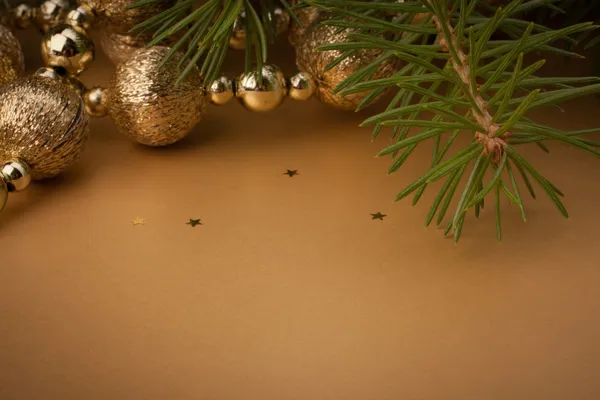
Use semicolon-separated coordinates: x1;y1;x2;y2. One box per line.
0;76;90;180
107;46;206;147
287;71;316;101
0;24;25;85
80;0;176;34
230;8;290;50
64;76;86;95
33;0;72;33
14;4;33;29
207;76;235;106
34;66;63;81
1;160;31;192
236;65;287;112
41;24;95;76
288;3;320;47
229;11;247;50
66;4;95;31
83;87;108;117
296;21;398;110
100;30;147;66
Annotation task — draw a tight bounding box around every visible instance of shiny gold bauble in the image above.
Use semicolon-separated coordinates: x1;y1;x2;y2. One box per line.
296;20;398;110
207;76;235;106
0;24;25;85
41;24;95;75
64;76;86;95
0;176;7;212
0;76;89;180
107;46;206;146
34;66;63;81
229;10;247;50
236;64;287;112
99;30;147;65
33;0;72;33
288;3;320;47
1;160;31;192
287;71;316;101
83;87;108;117
66;4;95;31
14;4;33;29
230;7;290;50
80;0;176;34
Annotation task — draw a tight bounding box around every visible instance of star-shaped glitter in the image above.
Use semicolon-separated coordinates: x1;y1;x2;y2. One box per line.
284;169;298;177
370;212;386;220
131;217;146;225
187;218;202;227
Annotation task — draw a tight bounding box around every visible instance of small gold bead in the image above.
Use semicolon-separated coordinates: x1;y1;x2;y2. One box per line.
207;76;234;106
34;66;63;81
229;11;246;50
83;87;108;117
1;160;31;192
33;0;71;33
41;24;95;75
66;4;95;31
14;4;33;29
288;71;316;101
64;76;86;95
0;177;7;212
236;64;287;112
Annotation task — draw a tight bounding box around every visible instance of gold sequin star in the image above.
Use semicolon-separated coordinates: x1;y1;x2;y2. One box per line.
284;169;298;177
187;219;202;227
370;212;387;220
130;217;146;226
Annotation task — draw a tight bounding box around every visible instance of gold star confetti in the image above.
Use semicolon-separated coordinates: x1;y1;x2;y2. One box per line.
284;169;298;177
370;212;387;220
187;218;202;227
130;217;146;226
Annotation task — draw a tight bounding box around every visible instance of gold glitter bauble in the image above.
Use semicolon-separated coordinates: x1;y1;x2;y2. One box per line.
83;87;108;117
100;30;146;65
0;76;89;180
0;24;25;85
80;0;176;34
236;64;287;112
296;20;398;110
41;24;95;75
107;46;206;147
33;0;72;33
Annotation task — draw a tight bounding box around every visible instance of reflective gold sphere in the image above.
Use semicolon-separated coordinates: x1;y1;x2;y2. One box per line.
100;30;146;65
41;24;95;76
207;76;235;106
66;4;95;31
229;11;247;50
0;75;89;180
107;46;206;146
64;76;86;95
0;177;7;212
34;66;62;81
287;71;316;101
236;65;287;112
1;160;31;192
296;20;398;110
230;7;290;50
83;87;108;117
81;0;176;34
0;24;25;85
34;0;72;33
14;4;33;29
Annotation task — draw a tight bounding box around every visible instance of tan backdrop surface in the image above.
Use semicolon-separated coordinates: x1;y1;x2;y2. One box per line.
1;30;600;399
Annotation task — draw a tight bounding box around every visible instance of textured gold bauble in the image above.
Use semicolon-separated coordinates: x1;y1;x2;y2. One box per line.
1;160;31;192
107;46;206;146
288;71;316;101
0;177;7;212
33;0;72;33
41;24;95;75
99;30;147;66
0;76;89;180
80;0;176;34
66;4;95;31
0;24;25;85
207;76;235;106
84;87;108;117
236;65;287;112
296;20;398;110
14;4;33;29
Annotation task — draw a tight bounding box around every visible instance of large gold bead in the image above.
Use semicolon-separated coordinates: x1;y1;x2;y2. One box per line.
236;64;287;112
66;4;95;31
41;24;95;75
33;0;73;33
107;46;206;147
80;0;176;34
295;20;398;110
0;24;25;85
83;87;108;117
0;76;89;180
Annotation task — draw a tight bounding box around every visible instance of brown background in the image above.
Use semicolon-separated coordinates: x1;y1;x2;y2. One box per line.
1;29;600;399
